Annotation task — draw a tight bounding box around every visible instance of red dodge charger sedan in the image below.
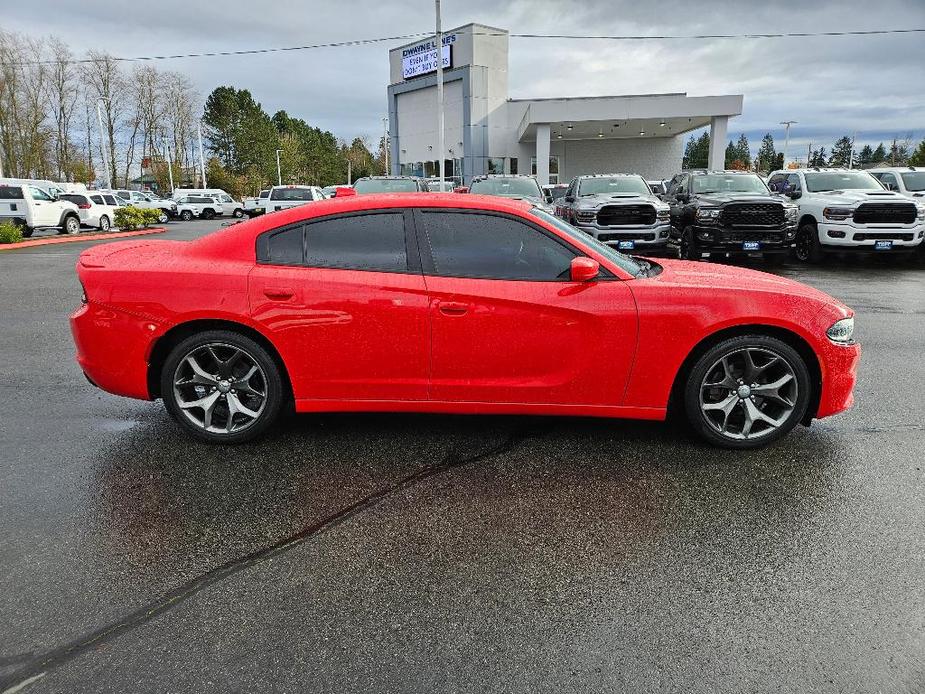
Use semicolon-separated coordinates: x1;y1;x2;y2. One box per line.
70;193;860;448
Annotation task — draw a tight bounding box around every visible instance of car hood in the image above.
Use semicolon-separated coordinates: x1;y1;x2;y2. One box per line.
645;257;849;311
578;193;667;209
805;189;910;205
694;192;782;205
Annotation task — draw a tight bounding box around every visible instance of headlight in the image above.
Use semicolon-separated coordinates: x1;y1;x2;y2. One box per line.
823;207;853;221
916;204;925;220
826;317;855;343
695;207;721;221
656;208;670;220
784;204;798;222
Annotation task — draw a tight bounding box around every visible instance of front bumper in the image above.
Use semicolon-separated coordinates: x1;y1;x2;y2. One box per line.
817;222;925;251
70;302;164;400
816;338;861;419
574;222;671;251
687;223;796;254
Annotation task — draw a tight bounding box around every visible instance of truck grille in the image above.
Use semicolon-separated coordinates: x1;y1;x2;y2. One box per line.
720;231;785;243
596;204;656;226
598;232;656;242
852;203;917;225
853;232;914;241
721;203;785;227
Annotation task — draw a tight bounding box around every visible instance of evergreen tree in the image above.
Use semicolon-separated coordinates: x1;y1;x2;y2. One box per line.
829;135;855;167
909;139;925;166
857;144;873;166
756;133;777;172
871;143;887;163
735;133;752;167
724;140;737;169
808;147;828;167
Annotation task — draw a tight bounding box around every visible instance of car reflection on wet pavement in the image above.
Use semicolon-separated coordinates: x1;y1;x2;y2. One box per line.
0;221;923;693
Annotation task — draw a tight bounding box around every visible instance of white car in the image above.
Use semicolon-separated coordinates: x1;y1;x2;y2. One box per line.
59;191;122;231
113;189;176;220
0;182;81;236
174;194;223;221
265;185;325;213
767;168;925;261
868;167;925;199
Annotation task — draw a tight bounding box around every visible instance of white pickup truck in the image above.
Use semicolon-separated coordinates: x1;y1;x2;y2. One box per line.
0;182;82;236
244;190;270;217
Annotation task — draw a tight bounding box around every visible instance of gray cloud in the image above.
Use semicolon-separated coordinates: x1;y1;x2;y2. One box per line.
3;0;923;150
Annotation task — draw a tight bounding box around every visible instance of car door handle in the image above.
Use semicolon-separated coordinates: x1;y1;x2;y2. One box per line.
437;301;469;316
263;287;294;300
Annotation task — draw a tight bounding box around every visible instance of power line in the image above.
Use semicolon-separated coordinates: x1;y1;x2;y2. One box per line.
2;27;924;67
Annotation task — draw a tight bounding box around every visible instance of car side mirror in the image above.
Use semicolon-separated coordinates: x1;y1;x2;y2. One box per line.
544;193;554;204
787;190;802;200
570;257;600;282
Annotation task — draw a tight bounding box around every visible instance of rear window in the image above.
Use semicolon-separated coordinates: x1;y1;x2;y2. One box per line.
353;178;419;194
60;194;88;205
269;187;314;201
0;186;25;200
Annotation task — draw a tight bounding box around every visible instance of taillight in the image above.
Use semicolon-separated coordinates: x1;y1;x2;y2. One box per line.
78;203;91;209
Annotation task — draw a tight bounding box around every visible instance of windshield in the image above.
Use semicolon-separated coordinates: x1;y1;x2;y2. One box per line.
529;208;643;277
804;171;883;192
900;172;925;192
578;177;651;197
353;178;419;194
692;174;769;194
469;177;542;198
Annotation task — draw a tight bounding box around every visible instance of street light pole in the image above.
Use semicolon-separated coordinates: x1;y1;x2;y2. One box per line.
275;149;283;186
165;145;175;194
435;0;445;192
196;122;207;188
96;98;111;190
383;116;389;175
779;120;797;168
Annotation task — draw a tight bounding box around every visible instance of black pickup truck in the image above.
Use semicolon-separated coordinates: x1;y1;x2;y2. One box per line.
663;171;798;261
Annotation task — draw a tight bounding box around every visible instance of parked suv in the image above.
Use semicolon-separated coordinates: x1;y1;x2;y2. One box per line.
555;174;670;253
174;194;222;221
467;174;551;209
664;170;797;261
867;167;925;199
0;182;81;236
767;168;925;261
114;189;176;220
352;176;429;194
59;192;122;231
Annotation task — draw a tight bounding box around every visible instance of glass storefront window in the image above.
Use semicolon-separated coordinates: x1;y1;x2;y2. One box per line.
487;158;505;174
530;156;560;184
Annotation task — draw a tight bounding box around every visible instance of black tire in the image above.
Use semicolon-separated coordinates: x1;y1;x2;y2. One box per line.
678;225;700;260
795;222;822;263
202;208;215;220
684;334;811;449
99;215;111;232
20;225;34;238
180;210;193;221
63;215;80;235
160;330;284;444
233;208;244;218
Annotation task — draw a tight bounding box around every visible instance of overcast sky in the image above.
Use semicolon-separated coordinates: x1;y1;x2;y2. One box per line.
4;0;924;156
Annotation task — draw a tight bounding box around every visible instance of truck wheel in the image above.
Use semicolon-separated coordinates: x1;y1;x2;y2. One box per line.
180;210;193;221
795;222;822;263
21;226;34;238
679;226;700;260
64;215;81;235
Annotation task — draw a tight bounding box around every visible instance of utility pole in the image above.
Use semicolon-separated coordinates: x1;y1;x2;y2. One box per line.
96;98;112;190
347;159;352;185
197;122;207;188
807;142;812;168
275;149;283;186
435;0;445;192
166;145;175;194
779;120;797;168
891;137;897;166
848;131;857;169
382;116;390;175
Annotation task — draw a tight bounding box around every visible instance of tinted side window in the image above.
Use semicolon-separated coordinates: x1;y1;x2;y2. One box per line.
422;212;576;281
102;195;116;205
266;226;304;265
767;174;785;192
0;186;25;200
305;213;407;272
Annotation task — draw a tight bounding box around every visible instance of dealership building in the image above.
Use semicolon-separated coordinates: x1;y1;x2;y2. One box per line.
388;23;744;185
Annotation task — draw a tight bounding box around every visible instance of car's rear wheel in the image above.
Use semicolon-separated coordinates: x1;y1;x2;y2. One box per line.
202;208;215;220
180;210;193;221
684;334;811;449
233;208;244;218
795;223;822;263
679;225;700;260
99;215;111;232
161;330;284;443
63;215;81;235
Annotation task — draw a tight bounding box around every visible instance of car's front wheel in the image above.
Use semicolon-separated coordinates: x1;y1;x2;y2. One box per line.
795;223;822;263
678;225;700;260
161;330;284;443
684;334;811;449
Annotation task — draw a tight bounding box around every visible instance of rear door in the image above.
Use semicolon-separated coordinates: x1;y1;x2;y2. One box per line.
249;208;430;402
415;208;638;406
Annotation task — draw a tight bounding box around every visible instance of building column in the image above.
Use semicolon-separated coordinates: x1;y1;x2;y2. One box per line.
708;116;728;171
535;123;551;185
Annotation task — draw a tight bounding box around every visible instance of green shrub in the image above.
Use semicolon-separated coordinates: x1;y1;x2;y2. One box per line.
114;206;143;230
0;221;24;244
140;207;163;227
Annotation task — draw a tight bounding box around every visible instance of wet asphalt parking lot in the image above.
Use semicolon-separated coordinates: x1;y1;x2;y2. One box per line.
1;220;923;693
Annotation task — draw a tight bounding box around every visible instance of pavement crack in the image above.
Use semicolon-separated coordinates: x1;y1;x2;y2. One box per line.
0;428;531;693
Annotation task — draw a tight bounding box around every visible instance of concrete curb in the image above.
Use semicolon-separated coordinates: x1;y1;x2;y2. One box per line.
0;226;168;251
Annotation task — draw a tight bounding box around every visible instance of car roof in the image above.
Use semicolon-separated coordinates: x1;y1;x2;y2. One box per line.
576;173;643;178
687;170;759;175
867;166;920;172
356;176;421;181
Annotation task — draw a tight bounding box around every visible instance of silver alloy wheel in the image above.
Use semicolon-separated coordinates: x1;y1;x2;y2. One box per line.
65;216;80;234
699;347;798;441
172;342;267;434
100;216;110;231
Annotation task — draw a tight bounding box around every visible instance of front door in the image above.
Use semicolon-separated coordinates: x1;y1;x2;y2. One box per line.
28;186;58;227
249;209;430;402
416;209;638;406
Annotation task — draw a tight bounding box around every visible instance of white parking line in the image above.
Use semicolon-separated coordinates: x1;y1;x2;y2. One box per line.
1;673;46;694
